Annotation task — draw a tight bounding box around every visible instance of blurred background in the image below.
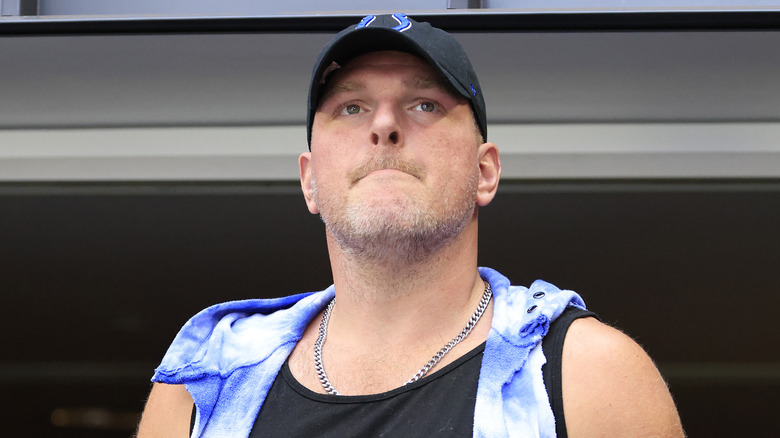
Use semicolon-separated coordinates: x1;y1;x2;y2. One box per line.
1;1;779;436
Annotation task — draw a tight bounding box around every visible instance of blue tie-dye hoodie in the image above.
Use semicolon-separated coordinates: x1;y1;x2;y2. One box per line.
152;267;586;437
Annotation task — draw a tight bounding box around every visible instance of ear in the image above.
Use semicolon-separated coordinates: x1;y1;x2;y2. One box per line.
299;152;319;214
476;142;501;207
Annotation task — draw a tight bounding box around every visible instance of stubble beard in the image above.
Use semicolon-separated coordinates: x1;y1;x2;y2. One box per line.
312;167;479;266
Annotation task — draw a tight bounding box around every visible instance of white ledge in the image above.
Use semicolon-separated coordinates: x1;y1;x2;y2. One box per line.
1;122;778;181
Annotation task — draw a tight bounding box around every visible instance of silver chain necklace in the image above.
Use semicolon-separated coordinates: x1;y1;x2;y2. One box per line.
314;282;493;396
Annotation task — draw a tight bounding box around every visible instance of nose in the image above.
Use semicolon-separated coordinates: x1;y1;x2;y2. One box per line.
370;104;403;147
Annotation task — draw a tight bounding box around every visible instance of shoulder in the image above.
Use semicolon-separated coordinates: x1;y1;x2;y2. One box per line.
153;289;334;383
136;383;193;438
561;318;685;437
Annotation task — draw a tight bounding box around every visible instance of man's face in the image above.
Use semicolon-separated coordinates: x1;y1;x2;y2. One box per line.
301;51;487;262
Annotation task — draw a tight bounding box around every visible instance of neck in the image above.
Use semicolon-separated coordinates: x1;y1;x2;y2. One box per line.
292;220;492;395
323;220;487;354
327;219;480;306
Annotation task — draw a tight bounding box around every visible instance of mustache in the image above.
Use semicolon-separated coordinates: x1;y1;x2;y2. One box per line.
349;155;425;186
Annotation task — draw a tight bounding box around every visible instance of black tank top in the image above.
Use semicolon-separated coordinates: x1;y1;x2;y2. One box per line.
194;307;596;437
250;341;484;437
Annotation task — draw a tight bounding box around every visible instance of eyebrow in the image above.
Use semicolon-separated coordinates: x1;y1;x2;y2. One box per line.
407;76;463;101
407;76;450;92
319;74;459;107
319;81;365;106
327;81;366;94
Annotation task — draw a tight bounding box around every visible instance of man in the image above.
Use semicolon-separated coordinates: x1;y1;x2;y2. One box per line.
138;13;684;437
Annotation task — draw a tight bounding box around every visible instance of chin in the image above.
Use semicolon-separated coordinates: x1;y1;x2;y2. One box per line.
324;198;473;263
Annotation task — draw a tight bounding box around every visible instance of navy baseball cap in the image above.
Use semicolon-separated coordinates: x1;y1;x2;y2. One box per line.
307;13;487;148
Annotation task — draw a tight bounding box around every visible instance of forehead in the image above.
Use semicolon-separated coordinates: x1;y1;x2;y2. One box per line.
322;50;457;96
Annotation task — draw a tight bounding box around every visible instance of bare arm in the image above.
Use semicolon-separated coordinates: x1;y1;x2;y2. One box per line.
562;317;685;437
136;383;194;438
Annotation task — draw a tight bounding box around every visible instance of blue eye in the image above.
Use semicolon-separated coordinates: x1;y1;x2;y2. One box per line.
342;104;361;115
415;102;436;112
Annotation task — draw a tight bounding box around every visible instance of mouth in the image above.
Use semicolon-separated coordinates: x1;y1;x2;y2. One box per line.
350;157;424;186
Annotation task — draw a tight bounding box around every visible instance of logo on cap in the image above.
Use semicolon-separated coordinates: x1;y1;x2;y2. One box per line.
355;13;412;32
356;15;376;28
